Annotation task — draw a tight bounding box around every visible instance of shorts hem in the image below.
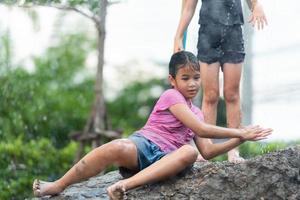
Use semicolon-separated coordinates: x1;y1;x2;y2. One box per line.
197;55;219;64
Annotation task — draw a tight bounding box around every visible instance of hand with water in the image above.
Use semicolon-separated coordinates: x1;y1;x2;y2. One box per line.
239;125;272;141
248;2;268;30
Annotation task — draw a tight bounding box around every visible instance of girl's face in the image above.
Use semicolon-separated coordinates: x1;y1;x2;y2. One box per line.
169;66;201;99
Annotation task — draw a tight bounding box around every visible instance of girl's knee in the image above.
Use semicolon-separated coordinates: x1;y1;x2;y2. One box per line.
109;139;138;168
109;139;137;162
109;139;136;154
180;145;198;164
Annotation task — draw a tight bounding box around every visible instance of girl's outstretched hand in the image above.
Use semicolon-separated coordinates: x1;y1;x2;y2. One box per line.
240;125;273;141
248;3;268;30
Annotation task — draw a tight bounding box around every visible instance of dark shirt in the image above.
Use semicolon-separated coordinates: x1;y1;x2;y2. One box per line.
199;0;244;25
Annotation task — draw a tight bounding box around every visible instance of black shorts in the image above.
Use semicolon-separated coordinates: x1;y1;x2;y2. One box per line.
197;24;245;66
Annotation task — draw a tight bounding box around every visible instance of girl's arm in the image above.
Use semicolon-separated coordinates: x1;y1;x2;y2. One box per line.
174;0;198;53
246;0;257;10
169;103;272;140
246;0;268;30
194;137;244;160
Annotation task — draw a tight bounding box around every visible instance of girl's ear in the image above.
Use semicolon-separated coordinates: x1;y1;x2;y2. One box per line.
168;74;176;88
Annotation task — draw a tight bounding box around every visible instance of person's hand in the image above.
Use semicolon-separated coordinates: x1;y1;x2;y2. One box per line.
239;125;273;142
173;37;184;53
248;3;268;30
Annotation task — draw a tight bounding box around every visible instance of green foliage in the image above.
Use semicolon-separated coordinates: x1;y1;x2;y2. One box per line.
0;33;95;147
0;4;102;199
211;154;227;162
107;78;168;136
0;138;78;200
211;141;290;161
239;141;288;158
216;98;227;127
1;0;109;16
0;31;95;199
196;92;227;127
0;29;12;72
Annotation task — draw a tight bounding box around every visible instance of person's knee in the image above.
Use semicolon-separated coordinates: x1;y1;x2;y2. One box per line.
109;139;136;159
224;88;240;104
203;90;219;105
180;145;198;164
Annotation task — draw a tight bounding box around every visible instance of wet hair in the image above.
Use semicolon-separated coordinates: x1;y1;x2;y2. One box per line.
169;51;200;78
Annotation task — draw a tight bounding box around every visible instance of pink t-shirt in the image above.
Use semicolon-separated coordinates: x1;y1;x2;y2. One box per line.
138;89;204;153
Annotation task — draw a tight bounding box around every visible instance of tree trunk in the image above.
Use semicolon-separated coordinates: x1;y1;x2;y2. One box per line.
93;0;108;147
74;0;109;161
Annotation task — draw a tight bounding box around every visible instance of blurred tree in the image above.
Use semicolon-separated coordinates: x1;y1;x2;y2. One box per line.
0;30;95;199
0;137;78;199
0;0;123;160
0;32;95;147
0;29;12;72
107;78;169;135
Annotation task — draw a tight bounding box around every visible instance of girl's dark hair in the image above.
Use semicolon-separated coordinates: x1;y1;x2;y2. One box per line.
169;51;200;78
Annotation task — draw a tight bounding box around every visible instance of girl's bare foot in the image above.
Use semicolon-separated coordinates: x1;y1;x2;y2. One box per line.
107;181;127;200
228;150;245;164
32;179;63;197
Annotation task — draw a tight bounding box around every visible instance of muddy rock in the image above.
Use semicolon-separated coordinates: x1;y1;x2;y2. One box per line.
32;145;300;200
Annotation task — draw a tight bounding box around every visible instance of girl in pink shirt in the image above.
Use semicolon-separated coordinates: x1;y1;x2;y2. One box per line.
33;51;272;200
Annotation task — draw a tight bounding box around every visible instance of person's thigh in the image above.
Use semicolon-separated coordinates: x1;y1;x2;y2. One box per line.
200;61;220;96
155;144;198;169
119;133;167;178
113;145;198;192
223;63;242;95
110;139;139;171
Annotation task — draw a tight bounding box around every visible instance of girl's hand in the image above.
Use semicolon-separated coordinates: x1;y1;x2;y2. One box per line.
240;125;273;141
248;3;268;30
173;37;184;53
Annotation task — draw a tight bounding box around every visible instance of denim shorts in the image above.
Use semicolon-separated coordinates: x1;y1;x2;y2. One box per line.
119;133;167;178
197;23;245;66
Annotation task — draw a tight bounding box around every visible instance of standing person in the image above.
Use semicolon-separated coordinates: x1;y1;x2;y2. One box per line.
33;51;272;200
174;0;268;163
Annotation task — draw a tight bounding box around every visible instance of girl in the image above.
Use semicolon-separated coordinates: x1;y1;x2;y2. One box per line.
33;51;272;200
173;0;268;163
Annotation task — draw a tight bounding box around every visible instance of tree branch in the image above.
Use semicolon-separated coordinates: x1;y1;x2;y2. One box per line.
18;4;100;24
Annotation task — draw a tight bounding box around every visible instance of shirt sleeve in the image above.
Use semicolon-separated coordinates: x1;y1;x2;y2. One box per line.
155;89;187;111
193;106;204;122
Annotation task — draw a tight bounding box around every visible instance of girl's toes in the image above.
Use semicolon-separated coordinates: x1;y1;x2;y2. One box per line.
33;179;40;190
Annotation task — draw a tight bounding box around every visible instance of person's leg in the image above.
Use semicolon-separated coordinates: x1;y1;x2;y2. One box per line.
221;23;245;163
198;62;220;161
107;145;198;199
196;24;222;161
33;139;138;197
200;61;220;125
223;63;244;163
